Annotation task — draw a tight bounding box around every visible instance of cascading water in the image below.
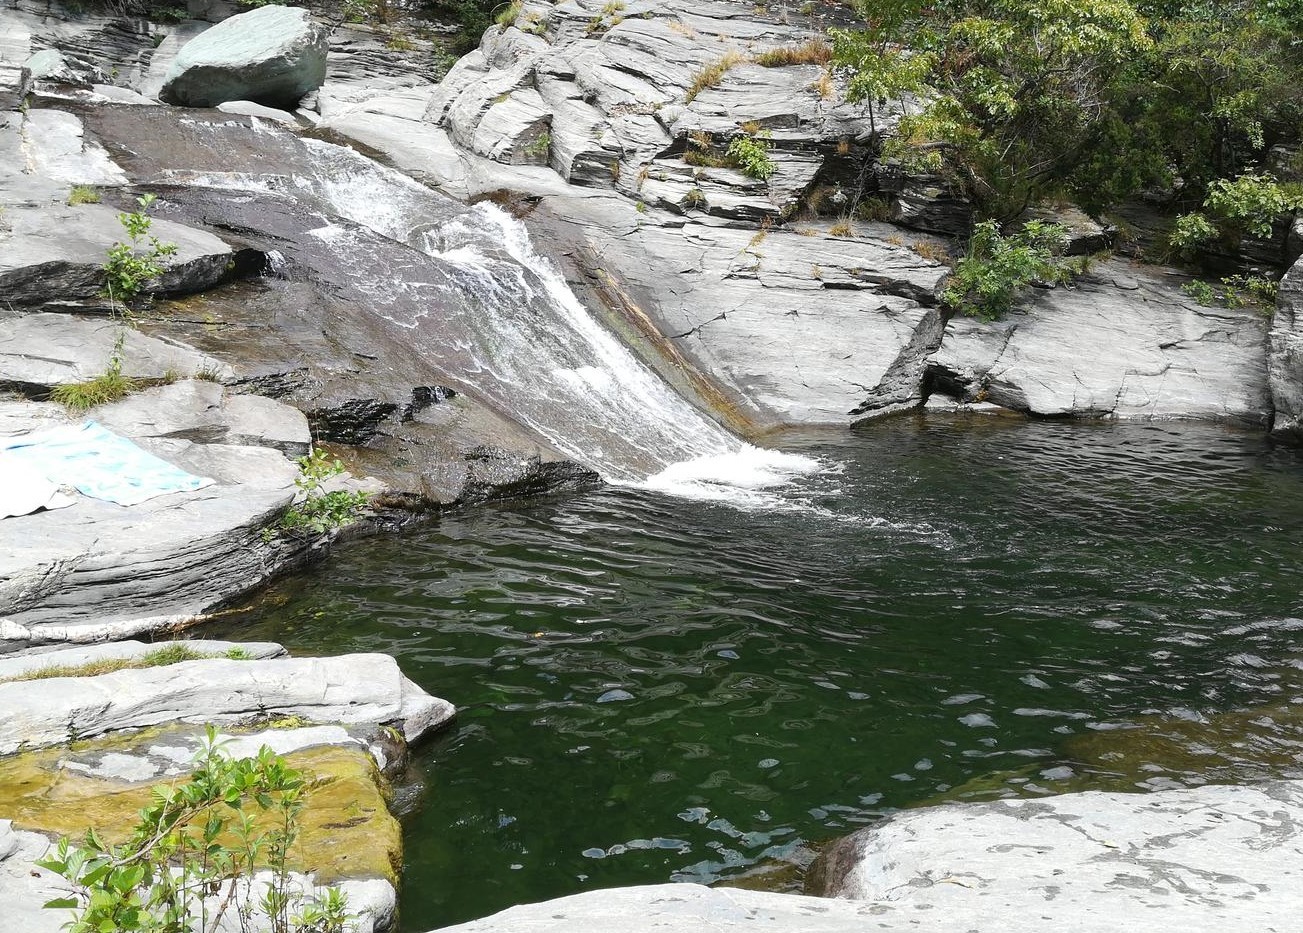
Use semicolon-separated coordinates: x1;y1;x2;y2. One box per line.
170;128;819;502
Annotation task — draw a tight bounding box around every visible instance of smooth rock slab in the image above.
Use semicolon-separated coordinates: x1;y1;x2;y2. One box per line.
160;4;329;108
0;653;454;754
928;261;1271;421
0;198;234;305
813;781;1303;932
0;315;229;390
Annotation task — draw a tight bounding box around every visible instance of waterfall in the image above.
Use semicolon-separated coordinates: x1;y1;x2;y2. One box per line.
171;130;818;501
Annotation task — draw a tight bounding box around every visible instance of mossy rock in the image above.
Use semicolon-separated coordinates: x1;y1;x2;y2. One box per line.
0;728;402;886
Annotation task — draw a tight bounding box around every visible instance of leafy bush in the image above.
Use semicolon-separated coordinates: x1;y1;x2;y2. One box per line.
1182;274;1279;309
1170;174;1303;257
832;0;1303;226
279;449;371;536
38;727;350;933
102;193;178;307
942;220;1073;320
726;133;775;180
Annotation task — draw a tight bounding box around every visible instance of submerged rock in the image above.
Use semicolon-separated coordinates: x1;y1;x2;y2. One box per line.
159;4;329;108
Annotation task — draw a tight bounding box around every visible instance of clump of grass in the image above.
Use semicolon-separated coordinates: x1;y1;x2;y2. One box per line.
50;367;138;412
829;219;854;237
811;68;834;99
496;0;521;28
685;51;743;103
67;185;100;205
911;240;952;263
0;643;251;684
856;196;891;222
753;38;832;67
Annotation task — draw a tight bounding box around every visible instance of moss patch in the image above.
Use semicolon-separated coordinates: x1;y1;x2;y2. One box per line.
0;740;401;886
0;644;252;684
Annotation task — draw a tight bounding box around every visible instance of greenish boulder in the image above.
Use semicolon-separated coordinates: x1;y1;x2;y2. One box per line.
159;4;328;109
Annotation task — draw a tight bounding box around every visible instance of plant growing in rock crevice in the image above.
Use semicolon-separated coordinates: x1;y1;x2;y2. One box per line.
103;193;177;310
279;448;372;536
51;195;178;412
726;132;776;181
37;727;351;933
942;220;1074;321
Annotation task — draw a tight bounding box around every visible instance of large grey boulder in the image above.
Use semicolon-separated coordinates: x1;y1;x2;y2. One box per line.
1269;254;1303;439
927;260;1272;421
0;181;235;306
159;4;328;108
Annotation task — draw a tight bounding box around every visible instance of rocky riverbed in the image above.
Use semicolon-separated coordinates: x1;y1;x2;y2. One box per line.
2;0;1302;930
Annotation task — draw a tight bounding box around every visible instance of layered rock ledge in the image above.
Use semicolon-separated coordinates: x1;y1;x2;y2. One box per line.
0;638;456;932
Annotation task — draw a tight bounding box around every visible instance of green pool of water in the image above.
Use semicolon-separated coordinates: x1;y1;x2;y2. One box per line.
212;417;1303;929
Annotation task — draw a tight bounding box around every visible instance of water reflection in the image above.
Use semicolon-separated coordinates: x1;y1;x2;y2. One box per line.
211;418;1303;929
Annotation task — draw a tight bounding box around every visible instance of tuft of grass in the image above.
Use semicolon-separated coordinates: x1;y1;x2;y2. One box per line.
0;643;253;684
753;38;832;67
685;51;743;103
811;68;834;99
194;364;225;383
829;219;854;237
856;196;891;222
911;240;951;264
496;0;521;28
50;368;138;411
67;185;101;205
264;714;311;729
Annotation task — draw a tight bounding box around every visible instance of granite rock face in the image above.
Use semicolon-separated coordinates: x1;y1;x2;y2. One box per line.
809;781;1303;932
160;4;329;108
926;261;1272;422
1269;254;1303;439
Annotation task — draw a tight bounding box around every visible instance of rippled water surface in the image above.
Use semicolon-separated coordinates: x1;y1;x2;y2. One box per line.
214;418;1303;929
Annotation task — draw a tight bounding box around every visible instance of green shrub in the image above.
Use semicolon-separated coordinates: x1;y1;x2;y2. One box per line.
38;727;350;933
1182;274;1279;309
942;220;1073;320
102;193;178;307
727;133;775;180
279;448;371;536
